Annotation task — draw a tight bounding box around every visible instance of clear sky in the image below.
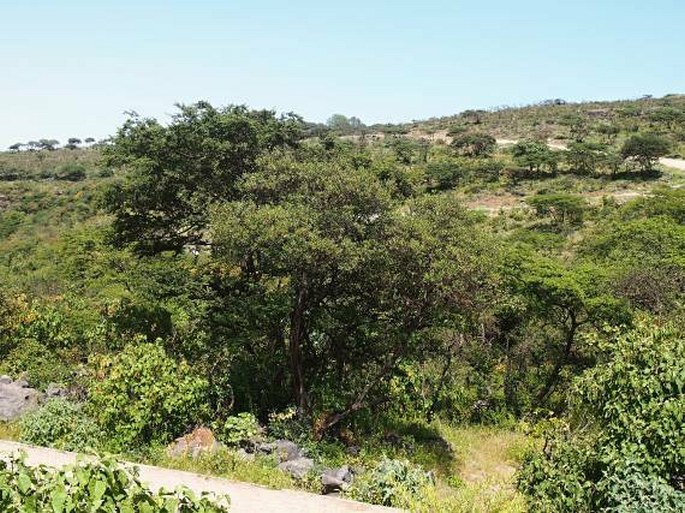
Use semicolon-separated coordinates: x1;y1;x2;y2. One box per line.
1;0;683;148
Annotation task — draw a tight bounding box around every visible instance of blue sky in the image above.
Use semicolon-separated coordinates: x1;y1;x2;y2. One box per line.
1;0;683;147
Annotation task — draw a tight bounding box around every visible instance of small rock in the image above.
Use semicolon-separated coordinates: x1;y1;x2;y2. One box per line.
278;457;314;479
167;427;221;459
336;464;353;483
321;473;346;494
346;445;360;456
45;384;67;398
235;448;255;462
321;465;353;494
0;375;12;385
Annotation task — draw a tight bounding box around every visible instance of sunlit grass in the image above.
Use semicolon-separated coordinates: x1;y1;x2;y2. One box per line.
0;422;21;441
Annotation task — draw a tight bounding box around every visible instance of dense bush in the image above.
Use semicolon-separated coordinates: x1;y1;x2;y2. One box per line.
518;323;685;511
526;193;586;228
0;339;71;389
0;453;229;512
348;458;433;508
88;341;210;451
20;399;102;452
217;413;261;446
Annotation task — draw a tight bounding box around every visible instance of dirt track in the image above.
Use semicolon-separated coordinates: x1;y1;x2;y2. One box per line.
0;440;400;513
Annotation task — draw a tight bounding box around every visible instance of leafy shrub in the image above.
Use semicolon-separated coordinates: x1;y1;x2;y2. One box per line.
0;339;71;389
348;458;433;508
88;341;210;451
526;193;586;227
0;453;229;512
267;407;310;443
55;163;87;181
600;463;685;513
518;323;685;511
0;211;25;240
20;399;101;452
218;413;261;446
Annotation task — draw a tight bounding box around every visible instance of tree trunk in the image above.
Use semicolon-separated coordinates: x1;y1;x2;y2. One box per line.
289;279;308;411
538;314;577;404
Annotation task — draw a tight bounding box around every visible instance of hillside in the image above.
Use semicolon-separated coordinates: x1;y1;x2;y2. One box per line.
0;96;683;512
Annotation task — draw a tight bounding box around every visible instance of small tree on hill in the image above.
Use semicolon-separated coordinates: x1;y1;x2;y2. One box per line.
527;193;587;228
450;132;496;157
620;133;671;173
37;139;59;151
65;137;82;150
565;141;608;175
512;140;558;175
326;114;352;132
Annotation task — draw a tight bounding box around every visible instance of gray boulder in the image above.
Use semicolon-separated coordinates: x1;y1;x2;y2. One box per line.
235;448;256;462
321;465;353;494
278;457;314;479
258;439;302;462
0;375;12;385
0;380;41;421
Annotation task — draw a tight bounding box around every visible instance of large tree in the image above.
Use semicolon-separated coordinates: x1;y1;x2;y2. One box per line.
620;133;671;173
103;102;304;253
210;154;499;428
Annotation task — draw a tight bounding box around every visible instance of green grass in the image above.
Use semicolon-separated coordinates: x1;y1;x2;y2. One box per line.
0;422;21;441
139;422;530;512
145;447;301;491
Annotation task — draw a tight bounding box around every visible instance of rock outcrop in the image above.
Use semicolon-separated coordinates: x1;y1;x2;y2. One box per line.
167;427;221;458
0;376;41;421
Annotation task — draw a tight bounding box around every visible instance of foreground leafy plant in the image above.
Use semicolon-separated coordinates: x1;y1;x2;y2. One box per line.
518;322;685;511
0;452;229;512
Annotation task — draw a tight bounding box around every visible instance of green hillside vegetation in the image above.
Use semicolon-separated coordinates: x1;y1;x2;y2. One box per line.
0;95;683;511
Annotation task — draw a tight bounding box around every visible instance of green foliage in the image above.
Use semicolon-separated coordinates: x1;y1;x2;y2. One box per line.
87;342;210;451
211;153;499;423
620;133;671;172
512;140;559;174
0;453;229;512
3;96;685;510
450;132;497;157
348;458;433;508
526;193;586;227
518;322;685;511
217;413;261;446
103;102;304;253
565;141;609;175
54;163;87;181
619;188;685;224
0;339;71;390
267;407;310;443
580;216;685;267
151;446;295;490
20;399;102;452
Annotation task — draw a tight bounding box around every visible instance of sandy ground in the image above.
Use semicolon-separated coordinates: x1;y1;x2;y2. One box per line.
0;440;400;513
660;157;685;171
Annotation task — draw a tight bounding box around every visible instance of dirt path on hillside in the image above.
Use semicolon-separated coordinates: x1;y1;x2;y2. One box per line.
660;157;685;171
0;440;400;513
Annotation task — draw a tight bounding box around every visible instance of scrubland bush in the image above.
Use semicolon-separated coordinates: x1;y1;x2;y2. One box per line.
87;341;210;451
20;399;101;451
